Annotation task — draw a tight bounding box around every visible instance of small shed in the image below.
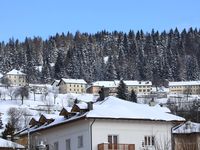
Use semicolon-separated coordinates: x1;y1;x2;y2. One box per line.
172;121;200;150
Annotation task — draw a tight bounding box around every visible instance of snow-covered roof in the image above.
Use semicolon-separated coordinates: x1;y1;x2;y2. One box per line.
0;138;25;148
173;121;200;134
119;80;152;86
76;102;88;109
92;80;152;87
42;114;58;120
92;81;117;87
61;78;87;84
63;107;72;112
6;69;26;75
20;96;184;136
169;81;200;86
86;96;184;121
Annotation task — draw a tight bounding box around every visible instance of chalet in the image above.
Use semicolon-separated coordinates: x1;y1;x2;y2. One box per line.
16;96;184;150
172;121;200;150
87;80;152;96
58;78;87;94
169;81;200;95
4;69;26;86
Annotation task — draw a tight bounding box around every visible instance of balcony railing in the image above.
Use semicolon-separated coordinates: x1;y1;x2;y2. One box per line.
98;143;135;150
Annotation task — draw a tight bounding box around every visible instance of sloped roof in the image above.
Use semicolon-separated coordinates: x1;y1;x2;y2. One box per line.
92;81;117;87
6;69;26;75
117;80;152;86
173;121;200;134
20;96;185;135
60;78;87;84
169;81;200;86
0;138;25;148
86;96;184;121
92;80;152;87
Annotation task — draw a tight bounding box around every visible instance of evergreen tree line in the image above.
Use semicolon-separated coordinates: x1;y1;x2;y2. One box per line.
1;27;200;85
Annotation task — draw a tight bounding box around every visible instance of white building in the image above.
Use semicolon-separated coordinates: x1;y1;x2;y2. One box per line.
17;96;184;150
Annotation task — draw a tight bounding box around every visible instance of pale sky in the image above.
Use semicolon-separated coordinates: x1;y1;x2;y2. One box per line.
0;0;199;41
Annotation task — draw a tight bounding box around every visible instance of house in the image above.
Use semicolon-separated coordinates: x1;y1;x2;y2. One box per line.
87;81;117;95
4;69;26;86
16;96;184;150
169;81;200;95
87;80;152;96
51;80;60;88
58;78;87;94
172;121;200;150
0;138;25;150
29;84;50;94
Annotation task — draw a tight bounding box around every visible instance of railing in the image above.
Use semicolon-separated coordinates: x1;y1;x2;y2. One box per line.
98;143;135;150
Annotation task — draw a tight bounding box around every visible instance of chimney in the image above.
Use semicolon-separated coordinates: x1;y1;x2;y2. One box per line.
87;102;93;111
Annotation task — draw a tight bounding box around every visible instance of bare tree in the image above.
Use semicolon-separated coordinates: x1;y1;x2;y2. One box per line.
15;86;29;104
7;87;16;100
6;107;32;131
154;138;171;150
183;86;192;101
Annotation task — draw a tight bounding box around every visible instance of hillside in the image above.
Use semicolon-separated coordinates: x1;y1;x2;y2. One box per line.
0;86;97;134
0;28;200;85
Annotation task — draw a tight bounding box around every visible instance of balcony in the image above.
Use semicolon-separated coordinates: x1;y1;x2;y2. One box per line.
98;143;135;150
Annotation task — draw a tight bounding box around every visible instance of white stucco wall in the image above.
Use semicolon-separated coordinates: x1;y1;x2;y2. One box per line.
30;119;91;150
29;118;174;150
91;119;173;150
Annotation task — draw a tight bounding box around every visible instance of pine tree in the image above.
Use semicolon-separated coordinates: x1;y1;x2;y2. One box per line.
129;90;137;103
54;50;66;79
105;55;117;80
1;122;15;141
117;80;128;100
98;87;105;101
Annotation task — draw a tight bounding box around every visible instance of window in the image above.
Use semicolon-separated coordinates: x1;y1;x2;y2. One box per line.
54;142;59;150
144;136;155;146
108;135;118;149
66;139;71;150
78;135;83;148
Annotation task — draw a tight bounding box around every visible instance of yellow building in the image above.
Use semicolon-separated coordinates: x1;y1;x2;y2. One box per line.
5;69;27;86
87;80;152;95
169;81;200;95
58;78;87;94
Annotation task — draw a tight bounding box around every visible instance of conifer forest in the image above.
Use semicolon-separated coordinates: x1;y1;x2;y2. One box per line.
1;27;200;85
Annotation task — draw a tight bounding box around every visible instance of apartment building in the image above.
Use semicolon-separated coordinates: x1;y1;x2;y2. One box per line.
58;78;87;94
5;69;27;86
87;80;152;95
169;81;200;95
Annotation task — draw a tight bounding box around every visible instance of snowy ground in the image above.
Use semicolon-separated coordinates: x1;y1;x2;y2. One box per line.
0;86;97;133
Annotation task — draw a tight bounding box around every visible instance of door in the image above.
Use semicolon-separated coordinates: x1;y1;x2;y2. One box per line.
108;135;118;149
